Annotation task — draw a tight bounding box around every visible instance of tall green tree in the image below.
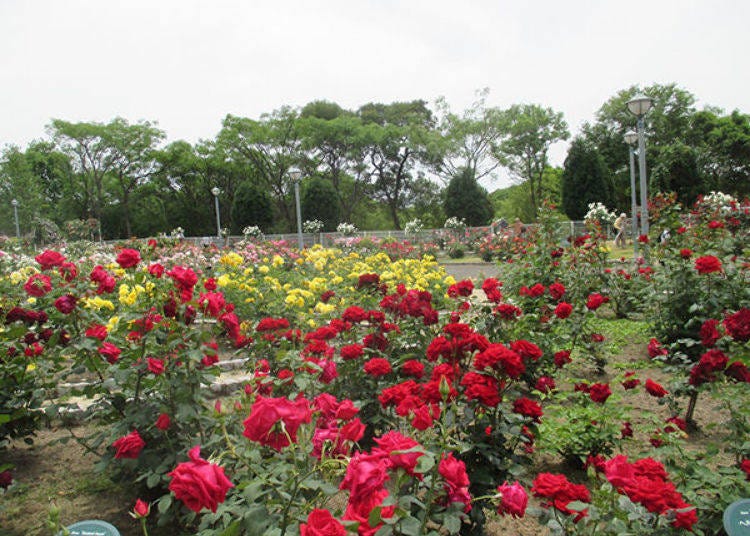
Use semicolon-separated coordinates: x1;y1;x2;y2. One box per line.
562;138;612;220
359;100;438;229
443;167;494;226
650;142;705;206
300;176;340;231
493;104;570;216
219;108;302;231
231;181;274;233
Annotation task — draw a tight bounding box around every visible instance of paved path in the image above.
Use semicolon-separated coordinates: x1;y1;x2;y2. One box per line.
440;261;500;282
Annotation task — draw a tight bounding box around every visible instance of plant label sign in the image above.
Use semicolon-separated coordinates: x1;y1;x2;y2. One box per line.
60;519;120;536
724;499;750;536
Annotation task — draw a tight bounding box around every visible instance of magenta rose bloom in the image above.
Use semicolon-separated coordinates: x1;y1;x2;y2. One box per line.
439;453;472;512
116;248;141;268
112;430;145;459
168;445;233;513
496;481;528;518
155;413;171;431
243;396;312;451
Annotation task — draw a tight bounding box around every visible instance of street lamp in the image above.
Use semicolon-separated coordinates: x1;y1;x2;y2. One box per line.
626;94;654;238
624;130;639;259
11;199;20;239
211;187;221;240
288;168;303;250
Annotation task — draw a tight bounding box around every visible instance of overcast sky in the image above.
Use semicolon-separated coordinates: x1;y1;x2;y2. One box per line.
2;0;748;188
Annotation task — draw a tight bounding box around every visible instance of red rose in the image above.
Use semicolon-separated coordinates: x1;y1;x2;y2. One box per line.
148;263;164;278
647;338;668;358
133;498;150;518
509;339;543;361
98;342;121;364
724;308;750;342
699;318;721;347
554;302;573;319
147;357;165;375
339;451;390;504
439;453;472;512
548;282;566;300
0;470;13;489
373;431;424;475
155;413;171;430
243;396;312;451
168;445;233;513
300;509;346;536
24;274;52;297
586;293;607;310
726;361;750;383
554;350;572;367
116;248;141;268
741;459;750;480
35;250;66;269
694;255;722;274
400;359;425;378
54;294;77;314
513;397;543;422
496;481;528;518
589;383;612;403
411;404;437;430
679;248;693;259
531;473;590;521
363;357;392;377
460;372;501;406
474;343;525;378
644;379;668;398
85;324;108;341
535;376;556;394
112;430;145;459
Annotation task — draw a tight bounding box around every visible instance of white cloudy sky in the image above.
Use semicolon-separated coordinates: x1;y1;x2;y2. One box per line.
2;0;748;187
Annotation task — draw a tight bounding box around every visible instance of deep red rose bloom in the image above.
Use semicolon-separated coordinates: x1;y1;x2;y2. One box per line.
147;263;164;278
243;396;312;451
496;481;528;518
621;421;633;438
54;294;77;314
554;350;572;367
741;459;750;480
168;445;233;513
535;376;556;394
98;342;122;364
679;248;693;259
339;344;364;361
364;358;392;377
644;378;668;398
24;273;52;297
461;372;501;406
586;293;607;310
155;413;171;430
726;361;750;383
724;308;750;342
400;359;425;378
700;318;721;347
339;451;390;504
588;383;612;403
621;372;640;390
494;303;523;320
647;338;668;358
85;324;108;341
474;343;525;378
112;430;145;459
548;282;566;300
448;279;474;298
513;397;543;421
694;255;722;274
300;509;346;536
510;339;543;361
116;248;141;268
35;250;66;270
0;470;12;489
554;302;573;319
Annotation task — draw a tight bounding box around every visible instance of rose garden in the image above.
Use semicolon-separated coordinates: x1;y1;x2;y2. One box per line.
0;193;748;535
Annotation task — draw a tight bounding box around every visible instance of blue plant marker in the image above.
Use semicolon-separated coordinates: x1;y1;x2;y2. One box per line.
724;499;750;536
61;519;120;536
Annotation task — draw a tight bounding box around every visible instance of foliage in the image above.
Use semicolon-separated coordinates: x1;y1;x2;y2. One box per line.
301;176;341;232
443;167;494;226
230;181;274;234
562;138;612;220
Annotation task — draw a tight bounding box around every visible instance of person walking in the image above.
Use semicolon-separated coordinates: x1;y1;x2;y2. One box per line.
614;213;627;247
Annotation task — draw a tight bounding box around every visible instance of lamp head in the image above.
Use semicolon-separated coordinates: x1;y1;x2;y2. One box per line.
623;130;638;145
627;94;654;117
288;167;302;182
11;199;18;207
211;187;220;197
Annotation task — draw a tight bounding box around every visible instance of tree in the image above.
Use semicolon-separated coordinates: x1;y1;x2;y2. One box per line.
359;100;438;229
219;108;302;231
231;181;274;233
493;104;570;216
650;142;705;206
562;138;612;220
300;176;340;231
443;167;494;226
48;118;165;238
435;88;504;183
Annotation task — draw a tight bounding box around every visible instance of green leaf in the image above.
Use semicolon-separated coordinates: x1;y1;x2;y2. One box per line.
414;452;435;473
443;513;462;534
398;515;421;535
157;495;172;513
